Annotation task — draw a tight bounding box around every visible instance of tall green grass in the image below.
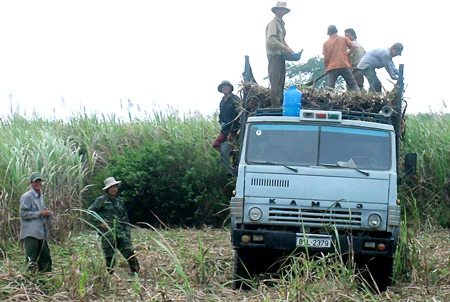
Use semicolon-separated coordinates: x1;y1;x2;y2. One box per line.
401;113;450;226
1;110;450;249
0;115;88;247
0;108;224;250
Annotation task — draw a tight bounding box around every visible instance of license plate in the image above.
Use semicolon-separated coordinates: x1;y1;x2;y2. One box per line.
296;235;331;248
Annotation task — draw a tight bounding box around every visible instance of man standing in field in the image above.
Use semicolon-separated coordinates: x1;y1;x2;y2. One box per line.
19;172;53;273
88;177;140;275
323;25;360;92
266;1;294;107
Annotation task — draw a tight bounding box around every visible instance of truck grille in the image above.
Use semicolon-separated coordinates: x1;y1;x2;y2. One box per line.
268;206;362;228
251;178;290;188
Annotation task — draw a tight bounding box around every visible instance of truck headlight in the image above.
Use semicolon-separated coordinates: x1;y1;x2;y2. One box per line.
368;213;382;228
249;207;262;221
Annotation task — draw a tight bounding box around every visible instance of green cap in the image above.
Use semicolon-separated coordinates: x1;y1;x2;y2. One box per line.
30;172;43;182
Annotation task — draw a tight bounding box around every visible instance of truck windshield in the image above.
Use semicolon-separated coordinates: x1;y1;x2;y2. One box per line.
246;124;391;170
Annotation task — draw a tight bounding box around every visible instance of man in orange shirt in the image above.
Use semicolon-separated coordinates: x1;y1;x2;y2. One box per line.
323;25;360;92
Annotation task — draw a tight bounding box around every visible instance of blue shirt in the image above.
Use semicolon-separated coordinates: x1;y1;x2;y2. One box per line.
357;48;399;80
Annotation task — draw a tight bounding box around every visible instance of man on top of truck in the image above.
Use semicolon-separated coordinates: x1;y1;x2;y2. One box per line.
266;1;294;107
357;43;403;92
323;25;360;92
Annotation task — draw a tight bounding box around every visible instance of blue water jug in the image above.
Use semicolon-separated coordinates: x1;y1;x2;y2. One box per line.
283;85;302;116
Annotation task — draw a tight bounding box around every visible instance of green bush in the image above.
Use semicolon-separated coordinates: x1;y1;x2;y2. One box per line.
106;139;231;227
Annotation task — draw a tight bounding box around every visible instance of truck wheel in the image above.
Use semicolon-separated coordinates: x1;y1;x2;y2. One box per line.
359;256;394;292
232;249;254;290
371;256;394;291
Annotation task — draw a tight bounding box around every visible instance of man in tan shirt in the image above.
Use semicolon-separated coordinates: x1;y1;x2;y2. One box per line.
344;28;366;90
323;25;360;92
266;1;294;107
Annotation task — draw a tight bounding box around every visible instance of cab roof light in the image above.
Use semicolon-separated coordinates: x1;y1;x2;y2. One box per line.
328;113;340;120
300;110;342;122
315;113;327;119
303;112;314;118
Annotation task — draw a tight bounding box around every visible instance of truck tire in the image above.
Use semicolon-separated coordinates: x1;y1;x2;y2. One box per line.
358;255;394;292
369;229;399;291
232;249;254;290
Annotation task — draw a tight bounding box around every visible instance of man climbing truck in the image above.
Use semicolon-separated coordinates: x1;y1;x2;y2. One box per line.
227;60;416;291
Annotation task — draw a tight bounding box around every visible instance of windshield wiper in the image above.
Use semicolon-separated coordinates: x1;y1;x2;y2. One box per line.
282;165;298;172
249;161;298;172
319;162;370;176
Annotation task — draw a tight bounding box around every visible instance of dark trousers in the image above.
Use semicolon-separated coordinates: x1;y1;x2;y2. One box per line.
23;236;52;273
268;54;285;107
352;68;364;90
362;67;382;92
101;233;139;273
327;68;360;91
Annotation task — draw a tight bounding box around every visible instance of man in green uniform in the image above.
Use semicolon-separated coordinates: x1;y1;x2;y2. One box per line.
88;177;140;274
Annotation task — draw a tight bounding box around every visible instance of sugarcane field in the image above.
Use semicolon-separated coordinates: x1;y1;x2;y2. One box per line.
1;1;449;301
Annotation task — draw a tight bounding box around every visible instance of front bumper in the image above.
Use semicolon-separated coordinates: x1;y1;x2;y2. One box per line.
232;229;396;257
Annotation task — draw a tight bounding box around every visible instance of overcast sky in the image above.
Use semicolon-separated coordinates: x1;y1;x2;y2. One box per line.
0;0;447;120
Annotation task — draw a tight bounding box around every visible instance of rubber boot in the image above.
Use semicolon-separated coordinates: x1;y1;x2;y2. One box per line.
128;257;140;274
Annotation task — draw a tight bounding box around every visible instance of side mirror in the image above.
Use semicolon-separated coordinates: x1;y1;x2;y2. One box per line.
404;153;417;176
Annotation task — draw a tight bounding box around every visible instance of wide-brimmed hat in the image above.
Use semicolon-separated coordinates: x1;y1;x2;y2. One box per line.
103;177;121;190
30;172;43;182
272;1;290;14
391;42;403;56
217;80;234;93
